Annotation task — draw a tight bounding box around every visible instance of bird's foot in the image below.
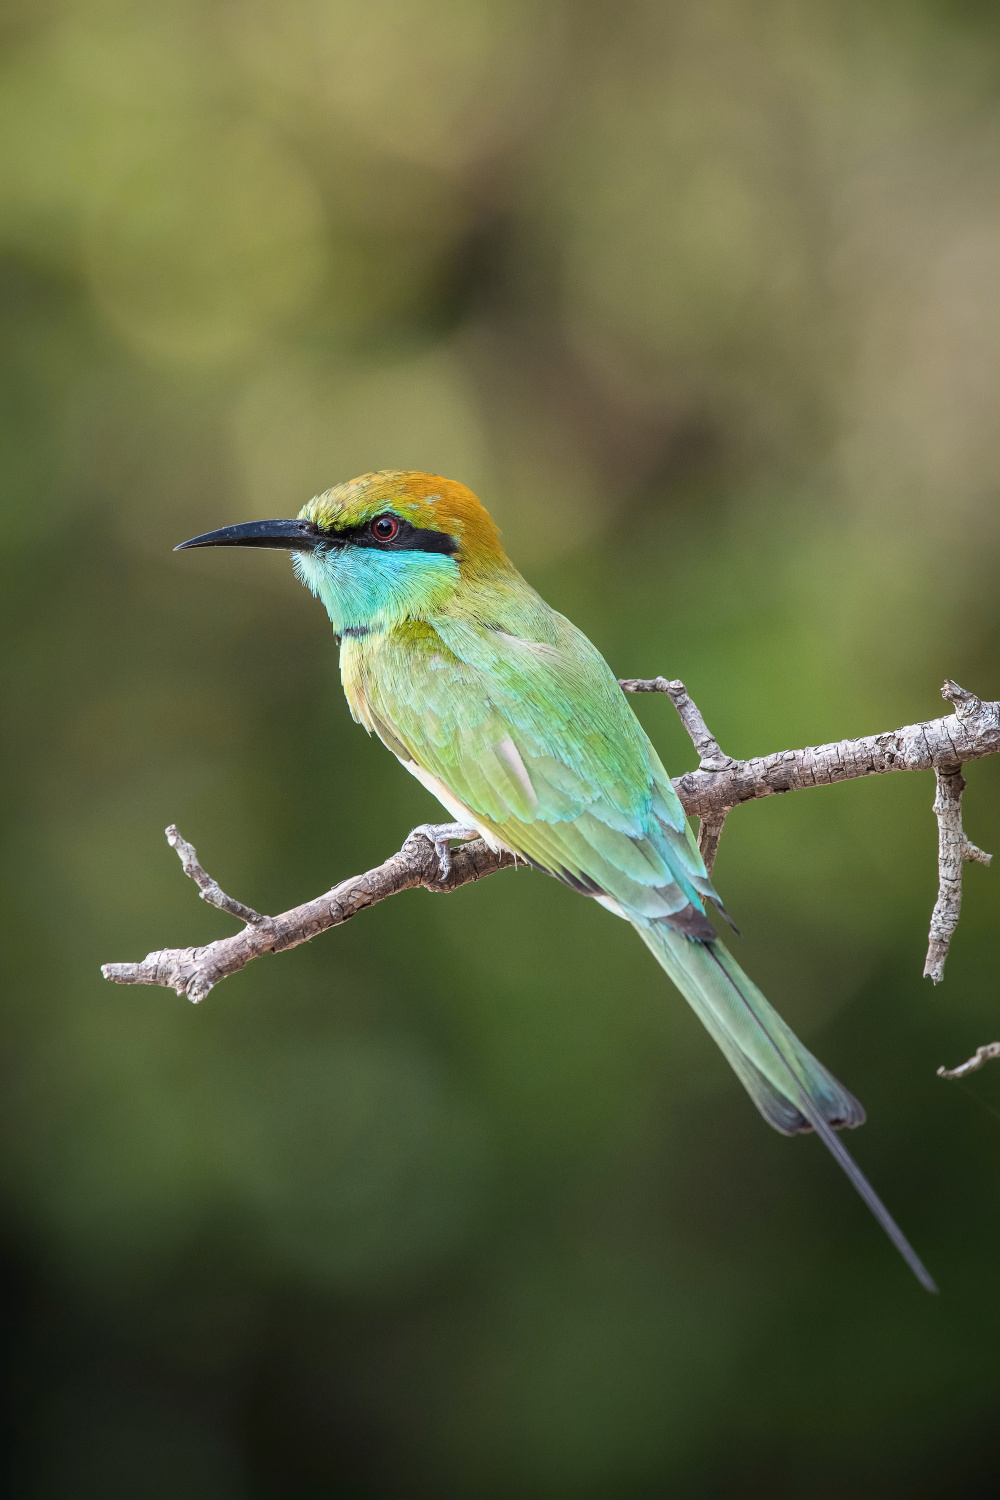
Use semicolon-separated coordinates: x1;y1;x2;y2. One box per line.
409;823;480;880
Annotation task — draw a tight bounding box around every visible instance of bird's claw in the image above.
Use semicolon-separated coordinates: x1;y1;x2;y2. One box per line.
410;823;479;880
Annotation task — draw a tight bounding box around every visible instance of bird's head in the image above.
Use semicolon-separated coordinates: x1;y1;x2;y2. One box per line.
176;470;511;636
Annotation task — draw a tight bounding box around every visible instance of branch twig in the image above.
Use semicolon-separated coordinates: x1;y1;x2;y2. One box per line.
165;825;267;927
922;682;994;983
695;814;728;877
923;768;992;983
619;677;732;873
619;677;733;772
101;678;999;1010
666;678;1000;820
103;831;515;1003
937;1043;1000;1080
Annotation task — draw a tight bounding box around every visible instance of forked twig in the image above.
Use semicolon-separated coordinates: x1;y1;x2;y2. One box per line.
923;770;992;983
103;831;515;1003
923;684;994;983
102;680;999;1048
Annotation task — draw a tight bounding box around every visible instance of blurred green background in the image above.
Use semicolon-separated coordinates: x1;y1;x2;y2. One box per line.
2;0;1000;1494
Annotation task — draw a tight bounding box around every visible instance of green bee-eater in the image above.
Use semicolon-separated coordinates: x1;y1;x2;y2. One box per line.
178;470;933;1290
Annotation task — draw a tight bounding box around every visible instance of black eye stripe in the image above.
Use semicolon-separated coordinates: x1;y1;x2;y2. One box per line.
319;516;458;556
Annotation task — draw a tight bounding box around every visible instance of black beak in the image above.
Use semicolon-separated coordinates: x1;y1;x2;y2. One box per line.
174;518;325;552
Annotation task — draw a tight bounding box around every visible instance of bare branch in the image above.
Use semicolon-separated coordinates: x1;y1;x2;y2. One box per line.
102;831;516;1003
165;825;266;926
666;679;1000;822
937;1042;1000;1080
923;770;993;983
101;678;999;1010
696;813;727;877
618;677;733;771
618;677;734;870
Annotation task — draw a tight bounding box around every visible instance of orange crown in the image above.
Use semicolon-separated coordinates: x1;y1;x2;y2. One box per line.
299;471;509;574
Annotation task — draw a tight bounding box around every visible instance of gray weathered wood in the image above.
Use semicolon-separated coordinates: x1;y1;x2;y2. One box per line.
101;678;998;1021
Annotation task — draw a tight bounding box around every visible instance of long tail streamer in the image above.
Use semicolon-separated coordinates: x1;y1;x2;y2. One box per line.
638;922;936;1292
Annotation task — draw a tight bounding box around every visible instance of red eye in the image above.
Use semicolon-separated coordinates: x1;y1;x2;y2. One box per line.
372;515;399;541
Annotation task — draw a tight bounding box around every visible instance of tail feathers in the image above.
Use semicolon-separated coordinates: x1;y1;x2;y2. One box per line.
636;923;864;1136
706;940;866;1133
637;920;936;1293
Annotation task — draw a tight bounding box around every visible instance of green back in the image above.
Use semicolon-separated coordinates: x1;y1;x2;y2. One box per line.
346;584;717;924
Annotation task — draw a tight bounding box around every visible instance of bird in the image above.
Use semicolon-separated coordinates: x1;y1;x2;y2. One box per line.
177;469;935;1291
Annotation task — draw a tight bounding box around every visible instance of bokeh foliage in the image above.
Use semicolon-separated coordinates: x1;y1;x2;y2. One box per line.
2;0;1000;1494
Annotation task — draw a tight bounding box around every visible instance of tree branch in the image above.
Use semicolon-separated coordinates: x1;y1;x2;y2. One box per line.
937;1042;1000;1080
619;677;732;874
665;678;1000;820
923;769;993;983
619;677;734;772
102;829;516;1003
921;681;994;983
101;678;999;1010
165;824;267;927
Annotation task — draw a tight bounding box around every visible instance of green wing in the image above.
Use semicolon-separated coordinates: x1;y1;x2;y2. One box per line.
355;610;718;927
